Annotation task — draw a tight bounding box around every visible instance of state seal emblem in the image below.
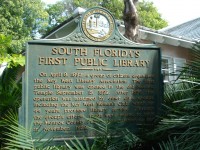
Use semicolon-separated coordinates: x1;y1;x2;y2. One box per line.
82;7;115;42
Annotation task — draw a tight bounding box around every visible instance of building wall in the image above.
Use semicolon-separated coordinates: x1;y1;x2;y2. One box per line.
141;39;192;83
157;44;192;83
157;43;192;61
141;40;192;61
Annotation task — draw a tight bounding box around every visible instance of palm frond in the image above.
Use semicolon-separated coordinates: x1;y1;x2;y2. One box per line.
0;67;22;117
65;116;142;150
154;137;178;150
0;67;22;146
2;111;57;150
86;116;110;136
151;42;200;149
2;111;35;150
65;137;90;150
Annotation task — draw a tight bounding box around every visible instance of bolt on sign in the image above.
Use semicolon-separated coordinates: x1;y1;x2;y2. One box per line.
19;7;163;144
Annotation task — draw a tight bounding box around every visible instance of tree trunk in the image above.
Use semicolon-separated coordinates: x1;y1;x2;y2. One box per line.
123;0;138;42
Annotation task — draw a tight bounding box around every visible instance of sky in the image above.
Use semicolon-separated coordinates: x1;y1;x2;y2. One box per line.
147;0;200;27
42;0;200;27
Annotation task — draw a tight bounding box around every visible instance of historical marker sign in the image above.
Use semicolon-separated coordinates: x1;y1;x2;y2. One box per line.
19;7;162;143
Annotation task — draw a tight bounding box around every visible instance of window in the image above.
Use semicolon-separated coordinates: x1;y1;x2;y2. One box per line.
162;58;169;82
173;58;186;81
162;56;173;83
162;56;186;83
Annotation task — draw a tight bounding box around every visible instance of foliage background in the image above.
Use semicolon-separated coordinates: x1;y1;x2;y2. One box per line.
44;0;168;35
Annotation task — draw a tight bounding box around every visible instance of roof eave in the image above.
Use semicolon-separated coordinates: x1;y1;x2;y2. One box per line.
139;28;195;49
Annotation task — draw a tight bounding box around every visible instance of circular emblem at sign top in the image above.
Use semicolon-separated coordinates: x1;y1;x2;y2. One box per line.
82;8;115;42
